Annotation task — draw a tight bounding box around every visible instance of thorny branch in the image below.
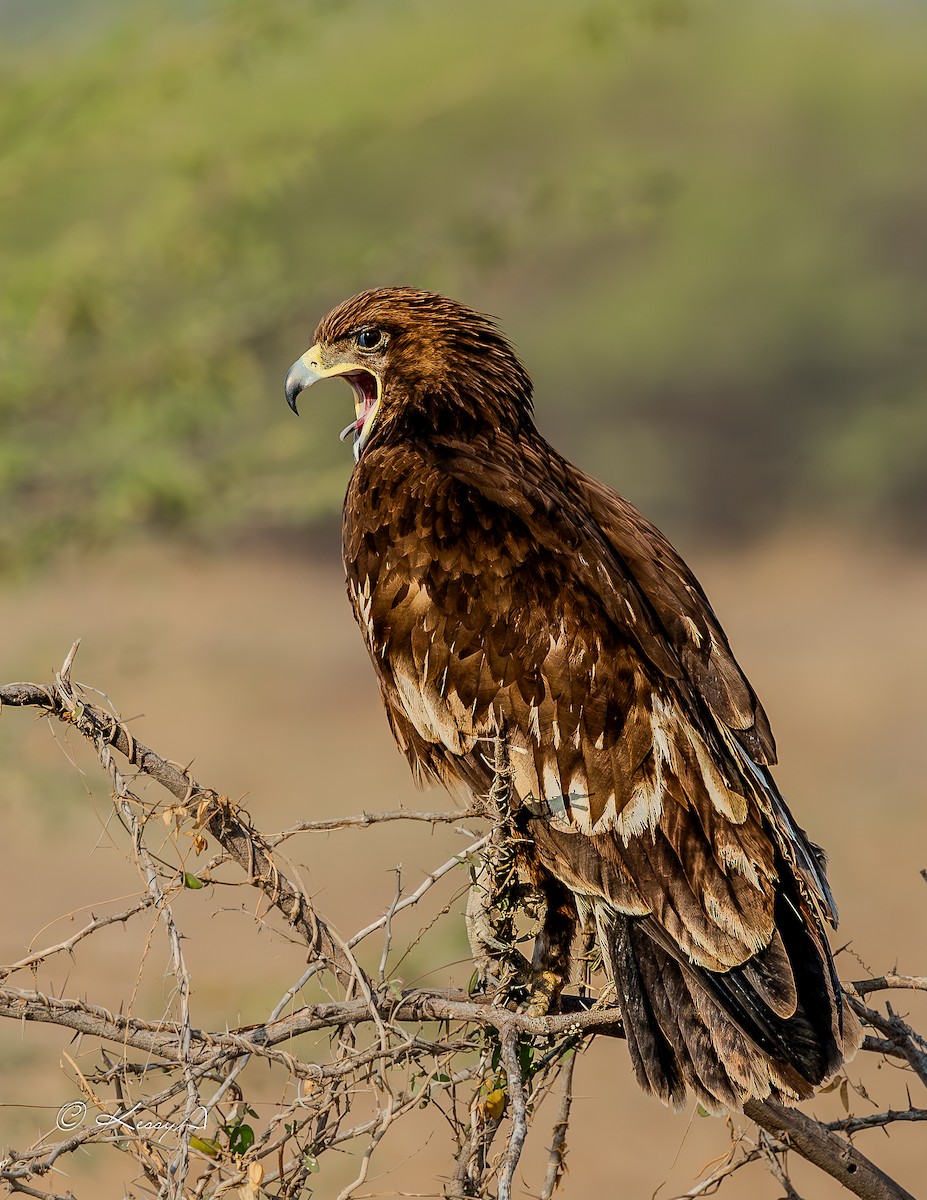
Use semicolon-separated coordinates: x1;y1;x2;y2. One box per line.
0;658;924;1199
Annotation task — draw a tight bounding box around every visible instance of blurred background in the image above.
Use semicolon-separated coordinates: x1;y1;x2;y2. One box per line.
0;0;925;1195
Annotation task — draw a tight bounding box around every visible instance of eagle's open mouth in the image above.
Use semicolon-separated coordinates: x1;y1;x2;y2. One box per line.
339;370;380;449
338;369;382;462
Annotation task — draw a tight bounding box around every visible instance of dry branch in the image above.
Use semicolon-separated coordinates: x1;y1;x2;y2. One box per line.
1;679;355;980
743;1100;917;1200
0;665;925;1200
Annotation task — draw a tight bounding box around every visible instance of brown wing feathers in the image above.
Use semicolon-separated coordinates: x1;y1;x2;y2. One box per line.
299;287;860;1111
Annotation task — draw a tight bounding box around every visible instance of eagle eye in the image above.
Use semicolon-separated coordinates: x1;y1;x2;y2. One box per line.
356;328;383;351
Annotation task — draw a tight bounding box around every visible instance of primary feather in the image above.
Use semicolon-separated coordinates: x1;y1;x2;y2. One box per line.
286;286;861;1111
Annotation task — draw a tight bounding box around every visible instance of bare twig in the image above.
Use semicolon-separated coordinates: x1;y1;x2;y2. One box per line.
825;1108;927;1136
0;894;156;980
271;806;486;842
498;1027;528;1200
757;1129;803;1200
851;976;927;997
349;835;491;949
851;997;927;1089
539;1048;576;1200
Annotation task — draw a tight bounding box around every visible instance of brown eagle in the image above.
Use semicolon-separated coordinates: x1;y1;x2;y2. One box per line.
285;287;860;1111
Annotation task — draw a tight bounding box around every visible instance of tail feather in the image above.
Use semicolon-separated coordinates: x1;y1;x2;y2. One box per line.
626;925;742;1110
697;884;846;1084
607;916;683;1104
739;928;797;1019
598;877;860;1111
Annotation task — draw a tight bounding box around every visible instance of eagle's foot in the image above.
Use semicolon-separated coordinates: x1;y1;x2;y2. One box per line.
523;966;565;1018
480;959;563;1017
482;951;567;1015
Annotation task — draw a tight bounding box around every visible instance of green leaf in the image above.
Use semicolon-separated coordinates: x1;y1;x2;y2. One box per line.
183;871;204;889
226;1122;255;1155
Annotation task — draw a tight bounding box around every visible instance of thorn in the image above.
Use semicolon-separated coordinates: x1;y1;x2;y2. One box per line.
59;638;82;686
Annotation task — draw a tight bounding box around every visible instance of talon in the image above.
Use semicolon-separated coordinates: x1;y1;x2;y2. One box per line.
525;969;563;1018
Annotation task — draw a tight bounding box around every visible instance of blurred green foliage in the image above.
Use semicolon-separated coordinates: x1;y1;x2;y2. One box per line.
1;0;926;567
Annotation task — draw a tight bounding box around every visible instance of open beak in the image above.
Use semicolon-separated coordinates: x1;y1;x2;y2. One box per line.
285;343;382;462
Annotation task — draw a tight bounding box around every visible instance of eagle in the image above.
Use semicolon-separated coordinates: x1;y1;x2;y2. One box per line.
284;286;861;1112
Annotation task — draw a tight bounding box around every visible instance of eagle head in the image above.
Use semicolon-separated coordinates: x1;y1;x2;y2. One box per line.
284;286;534;460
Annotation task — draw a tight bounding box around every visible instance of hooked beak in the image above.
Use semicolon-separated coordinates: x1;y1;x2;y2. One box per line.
284;345;329;415
284;343;383;462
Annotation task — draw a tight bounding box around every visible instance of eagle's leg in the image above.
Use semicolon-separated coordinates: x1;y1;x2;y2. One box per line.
524;871;578;1017
465;853;576;1014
